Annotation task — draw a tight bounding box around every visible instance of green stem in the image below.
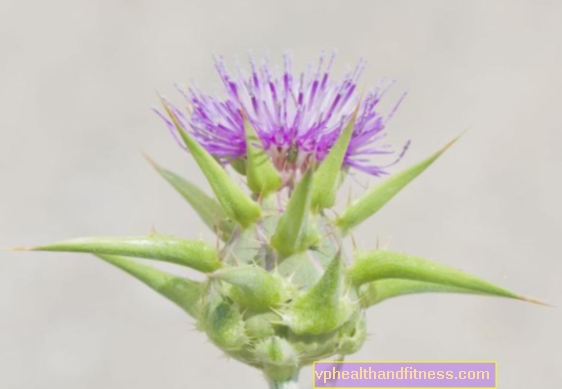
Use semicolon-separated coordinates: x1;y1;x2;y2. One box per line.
268;373;300;389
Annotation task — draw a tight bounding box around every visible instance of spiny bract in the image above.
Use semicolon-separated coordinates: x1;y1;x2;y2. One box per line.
25;54;536;387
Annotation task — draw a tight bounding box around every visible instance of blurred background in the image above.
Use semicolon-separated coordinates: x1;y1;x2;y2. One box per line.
1;0;561;388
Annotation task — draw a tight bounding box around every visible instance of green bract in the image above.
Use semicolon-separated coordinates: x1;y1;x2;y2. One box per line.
18;106;540;389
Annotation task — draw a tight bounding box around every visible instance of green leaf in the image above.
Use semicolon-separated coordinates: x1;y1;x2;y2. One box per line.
30;233;221;272
286;252;353;335
271;170;317;256
162;101;261;228
348;250;528;301
360;279;482;307
145;155;234;241
336;136;459;233
97;254;203;318
244;118;282;196
214;265;287;311
311;106;357;212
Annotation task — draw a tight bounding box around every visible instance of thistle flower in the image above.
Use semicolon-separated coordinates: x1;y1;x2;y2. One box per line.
18;54;538;389
157;53;409;181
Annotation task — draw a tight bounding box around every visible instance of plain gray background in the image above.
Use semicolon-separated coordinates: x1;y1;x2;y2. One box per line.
1;0;561;388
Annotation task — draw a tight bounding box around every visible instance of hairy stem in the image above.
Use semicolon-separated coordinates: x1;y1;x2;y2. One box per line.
268;374;300;389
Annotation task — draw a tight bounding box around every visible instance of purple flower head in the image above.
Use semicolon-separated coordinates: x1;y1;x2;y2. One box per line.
158;53;409;177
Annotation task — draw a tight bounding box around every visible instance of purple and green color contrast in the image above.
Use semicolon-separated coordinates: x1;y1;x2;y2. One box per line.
17;54;539;389
156;53;409;179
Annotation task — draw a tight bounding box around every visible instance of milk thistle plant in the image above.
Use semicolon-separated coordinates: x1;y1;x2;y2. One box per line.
18;54;538;389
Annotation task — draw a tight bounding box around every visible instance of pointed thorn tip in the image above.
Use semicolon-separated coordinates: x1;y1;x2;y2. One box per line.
141;151;153;161
519;295;554;307
8;246;34;251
